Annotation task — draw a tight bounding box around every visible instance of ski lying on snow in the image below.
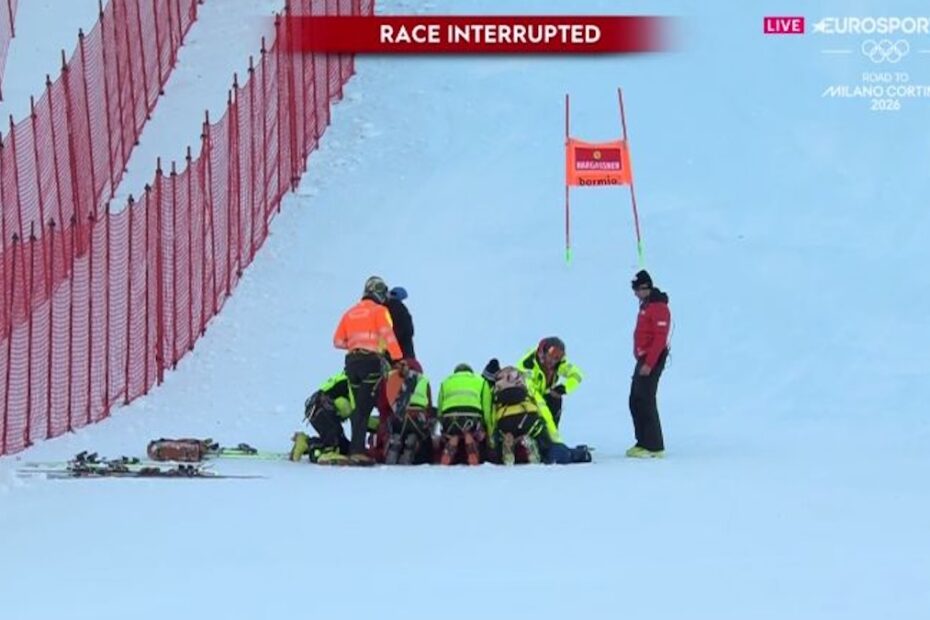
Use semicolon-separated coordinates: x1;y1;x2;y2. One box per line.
19;463;263;480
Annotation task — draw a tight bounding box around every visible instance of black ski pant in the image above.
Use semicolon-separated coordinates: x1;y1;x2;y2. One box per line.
345;351;385;455
629;349;668;452
306;395;350;454
543;393;563;427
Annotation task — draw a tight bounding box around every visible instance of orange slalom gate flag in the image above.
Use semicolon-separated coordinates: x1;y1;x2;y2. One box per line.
565;138;633;187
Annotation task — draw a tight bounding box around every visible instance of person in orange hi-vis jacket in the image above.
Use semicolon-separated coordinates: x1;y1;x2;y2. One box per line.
332;276;403;465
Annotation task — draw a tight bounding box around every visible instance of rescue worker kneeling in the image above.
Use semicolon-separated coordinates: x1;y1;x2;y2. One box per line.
436;363;492;465
292;372;379;464
486;366;561;465
377;359;435;465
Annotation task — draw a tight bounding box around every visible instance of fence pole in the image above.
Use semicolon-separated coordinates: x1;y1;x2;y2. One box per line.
232;76;243;280
154;161;164;385
123;196;134;402
0;134;7;258
204;110;218;317
45;218;56;437
45;76;68;263
9;115;25;244
165;0;176;62
29;97;49;288
2;233;19;453
120;0;141;146
248;56;258;262
274;14;283;203
260;38;270;236
170;161;178;367
174;0;183;46
185;146;193;349
66;217;76;430
310;38;320;143
142;184;151;393
109;0;130;169
85;210;94;424
9;118;30;329
104;204;111;416
98;2;118;195
198;120;209;335
61;50;85;252
285;4;298;190
133;0;151;117
151;0;165;84
24;223;36;447
79;30;100;207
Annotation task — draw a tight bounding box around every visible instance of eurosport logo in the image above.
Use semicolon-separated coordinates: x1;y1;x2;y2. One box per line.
811;17;930;35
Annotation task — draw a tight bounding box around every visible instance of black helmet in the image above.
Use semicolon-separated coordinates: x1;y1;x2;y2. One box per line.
454;363;473;373
363;276;388;304
536;337;566;367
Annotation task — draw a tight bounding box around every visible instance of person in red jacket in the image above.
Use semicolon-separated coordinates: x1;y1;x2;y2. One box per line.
627;270;671;458
332;276;403;465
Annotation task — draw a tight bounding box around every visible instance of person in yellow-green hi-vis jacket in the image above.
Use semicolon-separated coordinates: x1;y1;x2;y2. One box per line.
291;371;380;463
436;363;492;465
517;337;583;428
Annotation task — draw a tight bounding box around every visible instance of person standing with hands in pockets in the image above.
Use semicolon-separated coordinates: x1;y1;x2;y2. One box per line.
627;270;671;459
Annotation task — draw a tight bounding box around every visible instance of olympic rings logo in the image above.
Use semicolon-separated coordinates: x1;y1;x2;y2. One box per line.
861;39;910;63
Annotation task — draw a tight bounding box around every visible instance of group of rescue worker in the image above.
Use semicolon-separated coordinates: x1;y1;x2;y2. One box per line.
290;276;591;466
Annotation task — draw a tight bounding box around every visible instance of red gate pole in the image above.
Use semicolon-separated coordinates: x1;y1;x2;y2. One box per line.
617;87;644;268
564;93;571;264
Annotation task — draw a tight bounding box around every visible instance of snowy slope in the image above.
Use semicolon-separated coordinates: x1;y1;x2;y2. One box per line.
2;0;930;619
0;0;99;121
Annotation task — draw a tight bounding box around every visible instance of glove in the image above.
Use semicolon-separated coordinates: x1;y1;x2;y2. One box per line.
550;385;567;396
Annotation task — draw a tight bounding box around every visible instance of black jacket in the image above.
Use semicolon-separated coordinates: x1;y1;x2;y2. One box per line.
386;298;415;360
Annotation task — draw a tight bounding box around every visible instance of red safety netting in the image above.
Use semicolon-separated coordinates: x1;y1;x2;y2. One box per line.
0;0;372;455
0;0;200;251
